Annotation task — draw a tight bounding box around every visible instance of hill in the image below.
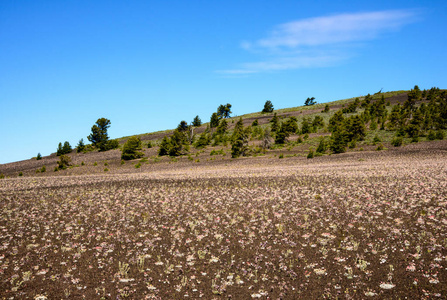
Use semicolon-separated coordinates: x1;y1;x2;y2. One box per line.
0;87;446;178
1;87;447;298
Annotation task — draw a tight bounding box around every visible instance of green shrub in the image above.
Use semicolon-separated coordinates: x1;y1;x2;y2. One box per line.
104;168;109;172
279;154;284;159
102;139;119;151
0;174;4;179
348;140;356;149
19;172;23;177
427;130;436;140
316;138;326;153
36;153;42;160
121;160;125;165
93;162;98;166
252;119;259;126
135;162;141;168
57;155;72;170
373;135;381;145
376;143;384;151
122;136;144;160
435;130;445;140
391;137;403;147
41;166;46;173
307;149;314;159
81;161;85;166
147;141;152;148
104;162;108;166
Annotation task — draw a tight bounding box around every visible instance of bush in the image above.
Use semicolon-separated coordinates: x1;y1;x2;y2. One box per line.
252;119;259;126
322;104;330;113
101;139;119;151
427;130;436;140
121;136;144;160
0;174;4;179
435;130;445;140
19;172;23;177
376;143;384;151
307;149;314;159
36;153;42;160
316;138;326;153
41;166;46;173
373;135;381;145
57;155;72;170
279;154;284;159
194;132;210;149
147;141;152;148
135;162;141;168
391;137;403;147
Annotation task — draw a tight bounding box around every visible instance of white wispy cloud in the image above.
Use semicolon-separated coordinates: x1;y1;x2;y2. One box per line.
218;10;418;74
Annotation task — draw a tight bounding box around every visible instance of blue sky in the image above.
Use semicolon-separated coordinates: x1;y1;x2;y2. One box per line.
1;0;446;164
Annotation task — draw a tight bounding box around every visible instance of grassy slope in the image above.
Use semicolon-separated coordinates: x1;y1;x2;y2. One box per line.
2;89;446;178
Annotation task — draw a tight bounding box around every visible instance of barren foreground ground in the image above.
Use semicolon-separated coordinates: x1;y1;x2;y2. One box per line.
1;142;447;299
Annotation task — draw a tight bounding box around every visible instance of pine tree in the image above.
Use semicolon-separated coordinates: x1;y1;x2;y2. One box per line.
121;136;144;160
192;115;202;127
270;113;279;133
210;113;219;128
88;118;111;151
158;136;171;156
262;100;274;113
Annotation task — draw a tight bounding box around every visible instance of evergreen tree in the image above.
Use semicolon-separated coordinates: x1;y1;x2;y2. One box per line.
270;113;279;133
194;131;210;149
36;153;42;160
301;117;311;134
76;139;85;153
217;103;232;119
216;119;228;135
304;97;316;106
88;118;111;151
158;136;171;156
262;100;274;113
329;126;348;154
56;142;63;156
177;120;188;132
346;115;366;141
328;110;345;132
231;118;249;158
192;115;202;127
121;136;144;160
312;116;325;131
210;113;219;128
169;130;189;156
316;137;327;154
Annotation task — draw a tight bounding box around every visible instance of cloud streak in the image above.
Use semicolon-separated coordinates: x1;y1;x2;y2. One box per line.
219;10;418;74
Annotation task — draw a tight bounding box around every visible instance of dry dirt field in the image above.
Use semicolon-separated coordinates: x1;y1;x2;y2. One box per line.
1;141;447;299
